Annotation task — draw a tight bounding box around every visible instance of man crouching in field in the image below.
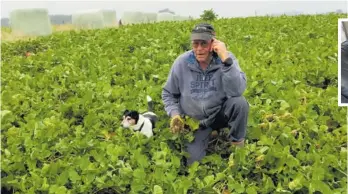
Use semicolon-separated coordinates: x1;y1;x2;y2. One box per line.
161;23;249;165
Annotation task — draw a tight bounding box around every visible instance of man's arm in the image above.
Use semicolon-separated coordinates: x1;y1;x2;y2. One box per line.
211;38;247;97
221;52;247;97
162;61;182;117
341;41;348;103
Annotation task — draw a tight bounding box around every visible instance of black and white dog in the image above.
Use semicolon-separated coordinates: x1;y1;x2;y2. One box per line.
121;95;158;138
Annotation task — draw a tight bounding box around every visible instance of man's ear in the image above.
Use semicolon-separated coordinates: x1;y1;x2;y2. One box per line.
210;39;215;52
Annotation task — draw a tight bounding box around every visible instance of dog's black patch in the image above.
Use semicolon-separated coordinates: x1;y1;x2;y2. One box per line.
123;110;140;124
143;114;157;128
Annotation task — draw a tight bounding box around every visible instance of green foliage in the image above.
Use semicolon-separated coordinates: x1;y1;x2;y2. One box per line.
1;13;347;193
200;9;218;21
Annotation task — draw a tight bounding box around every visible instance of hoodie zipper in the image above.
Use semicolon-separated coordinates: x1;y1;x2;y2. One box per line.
188;57;219;118
201;64;211;117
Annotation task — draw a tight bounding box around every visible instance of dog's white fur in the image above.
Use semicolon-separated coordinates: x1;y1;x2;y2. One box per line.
133;113;155;138
121;113;156;138
121;95;157;138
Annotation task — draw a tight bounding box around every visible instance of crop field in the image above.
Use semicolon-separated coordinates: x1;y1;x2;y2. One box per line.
1;13;347;193
1;24;82;42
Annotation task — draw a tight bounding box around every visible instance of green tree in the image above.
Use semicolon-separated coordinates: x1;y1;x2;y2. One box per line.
200;9;218;21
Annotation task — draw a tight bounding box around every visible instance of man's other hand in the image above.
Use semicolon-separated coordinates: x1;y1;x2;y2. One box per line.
170;115;185;133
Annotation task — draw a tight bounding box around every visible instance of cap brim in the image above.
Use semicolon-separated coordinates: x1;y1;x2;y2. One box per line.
191;33;212;41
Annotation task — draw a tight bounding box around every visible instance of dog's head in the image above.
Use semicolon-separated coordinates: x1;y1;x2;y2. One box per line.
121;109;139;128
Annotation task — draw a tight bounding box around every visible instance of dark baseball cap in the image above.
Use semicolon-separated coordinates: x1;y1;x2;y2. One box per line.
191;23;216;41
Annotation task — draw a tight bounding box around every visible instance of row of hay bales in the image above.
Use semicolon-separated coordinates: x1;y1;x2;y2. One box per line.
8;8;191;37
72;9;117;29
121;11;191;24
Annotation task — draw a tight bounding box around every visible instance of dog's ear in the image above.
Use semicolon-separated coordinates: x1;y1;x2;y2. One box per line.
128;111;139;123
129;111;139;118
123;109;130;115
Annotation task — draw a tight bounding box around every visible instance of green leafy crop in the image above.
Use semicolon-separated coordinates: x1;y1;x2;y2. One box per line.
1;13;347;193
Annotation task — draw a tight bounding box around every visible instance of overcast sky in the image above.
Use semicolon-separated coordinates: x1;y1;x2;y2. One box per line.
1;0;348;19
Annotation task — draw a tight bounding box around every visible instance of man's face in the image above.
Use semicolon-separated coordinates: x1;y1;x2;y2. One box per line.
192;39;213;63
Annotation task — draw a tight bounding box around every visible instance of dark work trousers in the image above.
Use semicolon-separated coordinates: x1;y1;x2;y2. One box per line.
185;96;249;165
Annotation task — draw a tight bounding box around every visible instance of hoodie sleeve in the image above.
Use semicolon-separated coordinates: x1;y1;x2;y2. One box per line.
221;52;247;97
341;41;348;102
341;41;348;89
162;59;182;117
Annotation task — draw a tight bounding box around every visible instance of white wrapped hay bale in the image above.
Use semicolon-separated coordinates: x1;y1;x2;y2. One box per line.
101;9;117;27
9;8;52;36
121;11;146;25
342;22;348;43
183;16;191;21
174;15;190;21
173;15;182;21
143;13;157;23
157;12;174;22
72;9;105;29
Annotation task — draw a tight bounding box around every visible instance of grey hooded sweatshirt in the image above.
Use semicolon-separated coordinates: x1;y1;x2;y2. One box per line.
162;50;247;127
341;40;348;103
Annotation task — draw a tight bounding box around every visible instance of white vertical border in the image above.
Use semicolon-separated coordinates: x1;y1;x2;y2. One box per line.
338;18;348;106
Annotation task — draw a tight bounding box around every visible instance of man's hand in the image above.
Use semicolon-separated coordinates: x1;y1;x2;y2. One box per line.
170;115;185;133
211;38;229;62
